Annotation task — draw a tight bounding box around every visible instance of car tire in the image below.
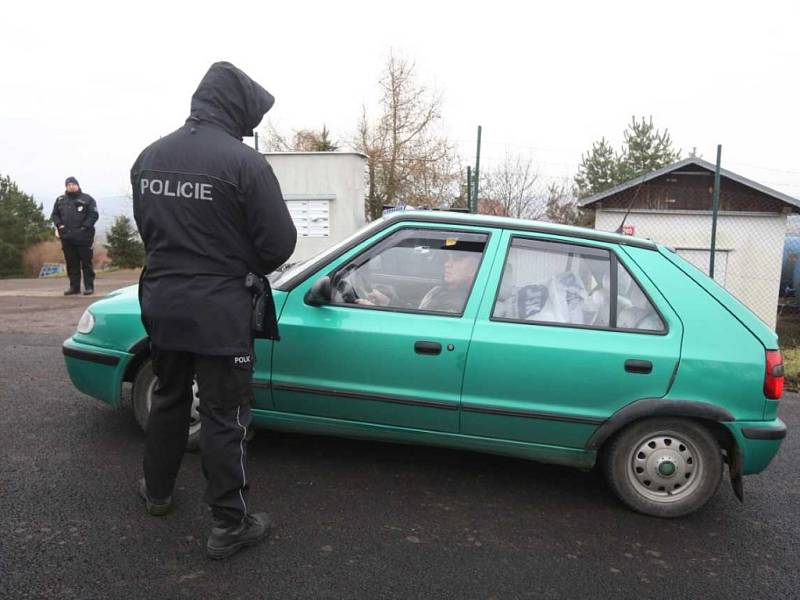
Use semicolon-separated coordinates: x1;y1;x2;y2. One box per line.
132;359;202;452
602;418;723;518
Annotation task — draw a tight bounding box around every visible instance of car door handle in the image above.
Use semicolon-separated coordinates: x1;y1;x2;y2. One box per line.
625;359;653;374
415;341;442;355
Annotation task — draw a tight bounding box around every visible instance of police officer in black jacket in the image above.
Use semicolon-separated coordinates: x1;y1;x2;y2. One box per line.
131;62;297;560
51;176;98;295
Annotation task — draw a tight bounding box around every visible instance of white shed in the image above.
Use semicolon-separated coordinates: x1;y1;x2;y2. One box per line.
580;158;800;329
265;152;368;263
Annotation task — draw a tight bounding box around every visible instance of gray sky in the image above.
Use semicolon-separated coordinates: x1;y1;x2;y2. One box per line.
2;0;799;206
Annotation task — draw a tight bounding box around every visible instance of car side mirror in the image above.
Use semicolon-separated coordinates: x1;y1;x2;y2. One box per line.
304;276;332;306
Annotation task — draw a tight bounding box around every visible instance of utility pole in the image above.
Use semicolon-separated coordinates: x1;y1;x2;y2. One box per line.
473;126;482;213
709;144;722;279
254;132;260;153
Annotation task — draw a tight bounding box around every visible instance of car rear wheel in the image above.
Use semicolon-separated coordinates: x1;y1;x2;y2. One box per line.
132;359;202;452
602;418;723;518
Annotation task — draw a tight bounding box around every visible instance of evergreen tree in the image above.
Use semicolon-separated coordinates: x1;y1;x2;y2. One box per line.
574;116;681;199
621;116;681;178
105;215;144;269
0;174;52;277
574;138;622;200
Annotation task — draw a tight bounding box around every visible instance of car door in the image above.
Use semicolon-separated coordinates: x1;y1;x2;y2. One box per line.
271;224;498;433
251;338;274;408
461;230;683;448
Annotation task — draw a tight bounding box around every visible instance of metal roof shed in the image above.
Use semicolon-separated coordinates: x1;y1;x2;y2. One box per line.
579;158;800;328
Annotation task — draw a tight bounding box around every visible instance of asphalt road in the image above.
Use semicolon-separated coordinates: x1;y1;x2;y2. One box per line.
1;332;798;599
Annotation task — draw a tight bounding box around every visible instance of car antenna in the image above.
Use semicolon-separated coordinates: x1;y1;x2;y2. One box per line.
615;172;649;234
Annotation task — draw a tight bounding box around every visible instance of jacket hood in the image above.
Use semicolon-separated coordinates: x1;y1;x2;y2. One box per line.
187;61;275;139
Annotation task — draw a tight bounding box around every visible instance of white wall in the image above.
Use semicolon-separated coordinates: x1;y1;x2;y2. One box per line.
595;209;787;329
265;152;367;262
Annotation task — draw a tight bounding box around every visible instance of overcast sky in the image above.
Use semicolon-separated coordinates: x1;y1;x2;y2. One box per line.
2;0;799;207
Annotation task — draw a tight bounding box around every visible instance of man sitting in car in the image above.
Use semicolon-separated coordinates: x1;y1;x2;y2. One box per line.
356;250;481;313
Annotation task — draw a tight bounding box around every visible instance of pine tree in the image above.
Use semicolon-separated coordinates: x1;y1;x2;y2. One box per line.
621;116;681;178
104;215;144;269
574;117;681;199
0;174;52;277
574;138;622;200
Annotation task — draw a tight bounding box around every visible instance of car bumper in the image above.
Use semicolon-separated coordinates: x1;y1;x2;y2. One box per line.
62;338;131;408
726;418;787;474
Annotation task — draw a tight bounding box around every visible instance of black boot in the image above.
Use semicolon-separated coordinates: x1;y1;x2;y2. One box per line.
137;478;173;516
83;287;94;295
206;512;271;560
64;288;80;296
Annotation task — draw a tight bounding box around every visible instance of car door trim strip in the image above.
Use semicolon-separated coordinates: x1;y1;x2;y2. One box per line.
271;382;458;411
462;404;604;425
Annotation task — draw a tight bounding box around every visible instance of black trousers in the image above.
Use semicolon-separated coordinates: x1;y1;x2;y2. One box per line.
61;241;95;290
143;346;255;524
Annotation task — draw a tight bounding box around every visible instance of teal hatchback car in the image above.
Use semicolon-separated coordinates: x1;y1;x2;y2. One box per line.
63;212;786;517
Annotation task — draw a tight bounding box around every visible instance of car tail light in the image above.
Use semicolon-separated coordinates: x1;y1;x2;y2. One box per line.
764;351;784;400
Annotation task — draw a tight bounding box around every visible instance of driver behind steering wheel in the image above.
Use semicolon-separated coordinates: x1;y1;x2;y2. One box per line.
356;250;480;313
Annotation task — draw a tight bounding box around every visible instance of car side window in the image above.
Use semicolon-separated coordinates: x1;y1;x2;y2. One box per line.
492;238;664;332
331;228;488;315
615;262;664;331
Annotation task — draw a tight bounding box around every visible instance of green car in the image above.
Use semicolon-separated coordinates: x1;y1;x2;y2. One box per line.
63;212;786;517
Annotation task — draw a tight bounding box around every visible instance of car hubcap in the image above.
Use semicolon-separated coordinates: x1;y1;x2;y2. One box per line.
189;380;201;433
147;375;201;436
627;433;702;503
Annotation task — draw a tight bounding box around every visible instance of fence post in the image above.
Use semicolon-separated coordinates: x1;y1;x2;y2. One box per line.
710;144;722;279
474;126;482;213
467;166;473;213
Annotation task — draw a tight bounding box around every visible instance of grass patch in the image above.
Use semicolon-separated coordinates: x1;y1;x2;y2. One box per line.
777;310;800;391
781;347;800;392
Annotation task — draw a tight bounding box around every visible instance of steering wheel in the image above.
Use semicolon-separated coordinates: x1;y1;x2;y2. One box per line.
333;265;373;303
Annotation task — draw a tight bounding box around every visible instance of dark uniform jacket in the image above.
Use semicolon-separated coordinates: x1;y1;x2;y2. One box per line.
130;62;297;355
50;191;98;245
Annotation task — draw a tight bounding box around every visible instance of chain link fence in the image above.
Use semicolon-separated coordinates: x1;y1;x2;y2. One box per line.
594;208;791;330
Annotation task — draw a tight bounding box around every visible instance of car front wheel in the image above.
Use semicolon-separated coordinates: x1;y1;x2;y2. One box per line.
602;418;723;518
132;359;202;451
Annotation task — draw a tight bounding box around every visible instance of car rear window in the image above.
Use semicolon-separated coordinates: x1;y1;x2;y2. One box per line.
492;237;664;332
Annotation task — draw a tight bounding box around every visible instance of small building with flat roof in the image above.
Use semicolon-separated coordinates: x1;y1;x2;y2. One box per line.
265;152;368;263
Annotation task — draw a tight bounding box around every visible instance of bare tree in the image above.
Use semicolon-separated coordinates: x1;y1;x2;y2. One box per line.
293;125;339;151
480;153;543;220
544;180;594;227
260;120;292;151
261;122;339;152
355;52;459;219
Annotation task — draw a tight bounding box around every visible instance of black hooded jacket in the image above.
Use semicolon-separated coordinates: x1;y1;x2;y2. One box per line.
51;188;98;245
131;62;297;355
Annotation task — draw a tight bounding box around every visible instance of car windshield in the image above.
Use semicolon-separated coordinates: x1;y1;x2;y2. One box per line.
271;218;388;289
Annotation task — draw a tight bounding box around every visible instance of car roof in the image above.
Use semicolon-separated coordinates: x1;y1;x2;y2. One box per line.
274;210;658;291
383;211;658;251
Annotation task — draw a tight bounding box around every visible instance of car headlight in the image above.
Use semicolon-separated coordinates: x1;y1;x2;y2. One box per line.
77;309;95;334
